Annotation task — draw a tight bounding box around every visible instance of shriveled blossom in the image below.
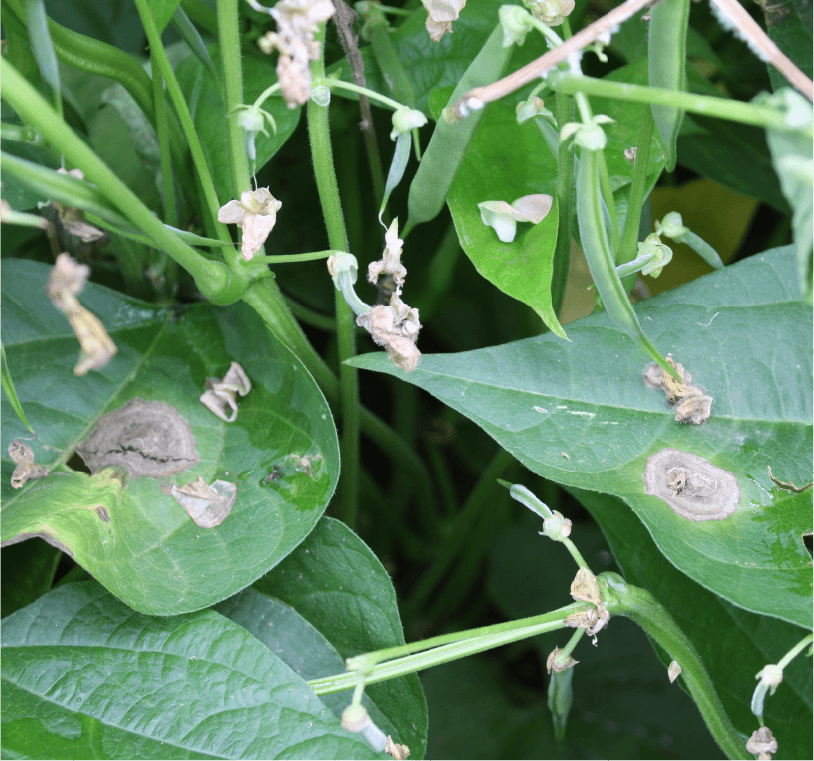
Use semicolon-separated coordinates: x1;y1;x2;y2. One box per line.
523;0;575;26
45;253;118;375
367;219;407;287
356;291;422;372
422;0;466;43
254;0;335;107
217;188;282;260
50;168;104;242
746;726;778;760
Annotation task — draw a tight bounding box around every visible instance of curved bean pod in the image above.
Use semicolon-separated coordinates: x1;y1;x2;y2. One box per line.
405;25;512;234
648;0;690;171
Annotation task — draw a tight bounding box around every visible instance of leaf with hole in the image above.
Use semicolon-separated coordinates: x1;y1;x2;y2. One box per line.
1;259;339;615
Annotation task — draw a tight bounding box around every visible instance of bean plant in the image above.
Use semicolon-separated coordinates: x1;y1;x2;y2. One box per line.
1;0;812;759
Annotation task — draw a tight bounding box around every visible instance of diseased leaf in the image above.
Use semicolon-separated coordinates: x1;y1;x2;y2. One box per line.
566;486;813;761
1;259;339;616
348;245;813;627
255;517;429;759
1;581;380;760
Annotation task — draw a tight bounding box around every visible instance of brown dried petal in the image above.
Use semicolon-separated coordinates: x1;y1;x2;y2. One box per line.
46;253;90;306
171;476;236;528
643;355;712;425
384;737;410;760
356;305;421;372
68;305;118;375
570;566;602;606
546;647;578;673
746;726;778;759
8;440;48;489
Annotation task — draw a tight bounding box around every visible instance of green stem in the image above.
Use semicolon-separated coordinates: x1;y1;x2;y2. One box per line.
409;450;514;613
616;106;654;278
600;573;749;760
308;23;359;529
553;91;576;319
0;58;238;303
776;633;814;670
316;77;405;112
151;51;177;228
217;0;250;203
284;297;337;331
553;73;800;134
309;603;586;695
252;250;339;264
560;537;590;570
133;0;230;245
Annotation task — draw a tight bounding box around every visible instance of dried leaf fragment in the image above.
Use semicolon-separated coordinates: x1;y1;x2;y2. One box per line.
643;449;740;522
45;253;118;375
200;362;252;422
8;439;48;489
643;354;712;425
170;476;237;528
77;398;200;478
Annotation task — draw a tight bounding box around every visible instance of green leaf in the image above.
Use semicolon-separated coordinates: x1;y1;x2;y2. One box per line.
0;538;61;618
216;587;419;757
444;96;564;337
1;581;380;759
1;343;34;434
348;245;813;627
149;0;182;32
566;486;813;760
1;259;339;615
255;517;429;759
761;0;813;92
175;47;301;204
24;0;61;103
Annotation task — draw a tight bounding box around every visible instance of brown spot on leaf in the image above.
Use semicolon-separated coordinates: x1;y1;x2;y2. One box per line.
643;449;740;521
76;398;199;478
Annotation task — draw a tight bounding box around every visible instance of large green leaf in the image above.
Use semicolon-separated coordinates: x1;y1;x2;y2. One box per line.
255;518;428;759
1;259;339;615
567;487;812;760
348;245;813;627
445;95;562;336
761;0;813;92
1;581;380;760
175;48;301;204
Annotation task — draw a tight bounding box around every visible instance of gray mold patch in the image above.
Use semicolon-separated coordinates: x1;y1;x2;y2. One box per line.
76;398;200;478
643;449;740;522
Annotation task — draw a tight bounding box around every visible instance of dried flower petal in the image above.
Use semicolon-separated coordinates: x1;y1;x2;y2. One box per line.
8;439;48;489
53;169;104;242
170;476;237;528
45;254;117;375
423;0;466;42
258;0;336;107
368;219;407;286
746;726;778;760
668;661;682;683
643;355;713;425
200;362;251;422
546;647;578;673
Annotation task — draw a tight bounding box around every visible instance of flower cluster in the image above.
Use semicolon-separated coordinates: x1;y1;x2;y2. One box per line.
255;0;335;107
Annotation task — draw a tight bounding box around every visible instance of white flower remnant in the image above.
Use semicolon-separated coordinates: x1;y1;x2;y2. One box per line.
367;219;407;287
200;362;252;422
256;0;335;107
564;567;609;644
218;187;282;260
478;194;553;243
356;222;422;372
423;0;466;43
523;0;575;27
746;726;778;760
45;253;118;375
8;440;48;489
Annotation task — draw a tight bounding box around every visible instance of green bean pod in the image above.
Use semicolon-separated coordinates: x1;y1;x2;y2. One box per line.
405;25;512;233
576;145;680;379
648;0;690;172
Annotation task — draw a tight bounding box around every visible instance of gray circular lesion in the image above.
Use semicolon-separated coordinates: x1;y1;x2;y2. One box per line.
76;398;200;478
642;449;740;522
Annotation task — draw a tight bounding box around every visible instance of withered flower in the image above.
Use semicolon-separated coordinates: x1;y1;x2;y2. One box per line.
217;188;282;260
